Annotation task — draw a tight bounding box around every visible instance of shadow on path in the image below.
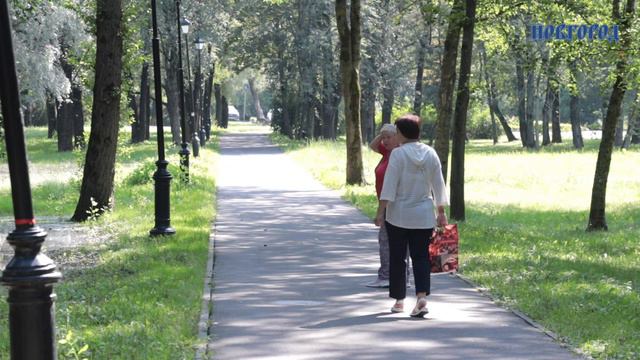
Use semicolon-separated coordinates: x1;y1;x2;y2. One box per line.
206;131;582;360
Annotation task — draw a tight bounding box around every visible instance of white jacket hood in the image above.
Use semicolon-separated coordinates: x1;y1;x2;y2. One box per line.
401;142;432;170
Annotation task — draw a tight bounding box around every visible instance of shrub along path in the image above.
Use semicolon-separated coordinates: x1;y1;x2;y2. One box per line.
202;129;582;360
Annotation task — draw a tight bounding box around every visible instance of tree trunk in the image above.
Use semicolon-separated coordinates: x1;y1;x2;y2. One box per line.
449;0;476;222
381;85;394;125
203;63;214;140
46;94;57;139
360;73;376;143
321;16;340;140
72;0;123;222
622;93;639;148
214;83;222;128
57;50;75;152
163;47;181;145
143;69;151;140
23;106;32;127
56;101;74;151
131;62;148;143
551;84;562;143
434;0;464;182
481;46;516;142
129;89;143;143
193;61;203;138
525;64;536;147
569;61;584;149
71;84;85;149
221;95;229;128
588;0;635;231
248;77;268;122
479;43;497;144
515;48;528;148
570;92;583;149
322;65;341;140
336;0;364;185
413;38;426;115
614;111;624;147
542;79;552;146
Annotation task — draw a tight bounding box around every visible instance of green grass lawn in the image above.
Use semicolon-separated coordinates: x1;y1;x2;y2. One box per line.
0;127;219;359
271;131;640;360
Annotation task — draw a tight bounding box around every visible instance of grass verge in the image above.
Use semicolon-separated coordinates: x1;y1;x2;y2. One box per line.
0;127;219;359
271;132;640;360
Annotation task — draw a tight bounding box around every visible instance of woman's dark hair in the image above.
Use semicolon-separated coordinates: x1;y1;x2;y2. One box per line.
394;114;421;140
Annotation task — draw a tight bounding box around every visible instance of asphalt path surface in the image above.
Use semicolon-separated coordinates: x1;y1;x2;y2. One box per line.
206;130;582;360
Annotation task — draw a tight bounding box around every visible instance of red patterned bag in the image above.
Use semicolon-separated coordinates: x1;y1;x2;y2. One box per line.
429;224;459;273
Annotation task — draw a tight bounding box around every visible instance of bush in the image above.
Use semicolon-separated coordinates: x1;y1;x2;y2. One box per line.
125;160;156;186
467;106;497;139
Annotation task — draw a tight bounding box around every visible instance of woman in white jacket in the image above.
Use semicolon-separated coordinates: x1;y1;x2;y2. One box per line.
375;114;448;317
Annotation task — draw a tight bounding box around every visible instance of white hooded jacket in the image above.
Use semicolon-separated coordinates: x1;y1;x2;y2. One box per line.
379;142;448;229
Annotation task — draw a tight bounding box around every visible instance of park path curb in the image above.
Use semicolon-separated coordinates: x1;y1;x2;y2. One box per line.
195;218;217;360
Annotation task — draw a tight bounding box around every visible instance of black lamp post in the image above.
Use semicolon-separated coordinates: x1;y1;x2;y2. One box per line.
194;36;207;147
176;2;190;183
0;0;62;358
181;18;200;157
150;0;175;237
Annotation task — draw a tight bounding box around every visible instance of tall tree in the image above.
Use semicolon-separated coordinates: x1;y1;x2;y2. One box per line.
72;0;123;221
434;0;464;182
449;0;476;221
569;60;584;149
336;0;364;185
480;44;516;142
131;61;149;143
587;0;635;231
248;76;268;122
479;43;497;144
622;93;639;148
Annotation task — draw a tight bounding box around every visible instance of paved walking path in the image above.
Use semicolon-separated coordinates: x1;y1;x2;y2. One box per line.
204;129;582;360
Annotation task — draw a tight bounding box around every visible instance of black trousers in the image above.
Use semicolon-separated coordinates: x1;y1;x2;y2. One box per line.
385;221;433;300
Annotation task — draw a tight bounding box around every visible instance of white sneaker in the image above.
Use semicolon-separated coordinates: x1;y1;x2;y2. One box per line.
410;297;429;318
365;279;389;288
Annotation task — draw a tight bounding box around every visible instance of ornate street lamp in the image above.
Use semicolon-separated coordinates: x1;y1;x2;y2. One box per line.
0;0;62;358
181;18;200;157
194;36;207;147
150;0;175;237
176;3;190;183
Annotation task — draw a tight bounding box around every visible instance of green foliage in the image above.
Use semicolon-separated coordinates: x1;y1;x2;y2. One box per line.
467;104;495;139
58;330;90;360
124;160;157;186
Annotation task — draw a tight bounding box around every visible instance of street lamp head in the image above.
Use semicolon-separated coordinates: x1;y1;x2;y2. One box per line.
194;36;205;51
180;18;191;34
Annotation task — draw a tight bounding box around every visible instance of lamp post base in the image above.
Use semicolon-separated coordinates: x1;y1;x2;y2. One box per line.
150;159;176;237
1;226;62;360
192;133;200;157
199;128;207;147
150;226;176;236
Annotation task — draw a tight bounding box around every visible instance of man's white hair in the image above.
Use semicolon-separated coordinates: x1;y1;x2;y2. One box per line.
380;123;396;134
